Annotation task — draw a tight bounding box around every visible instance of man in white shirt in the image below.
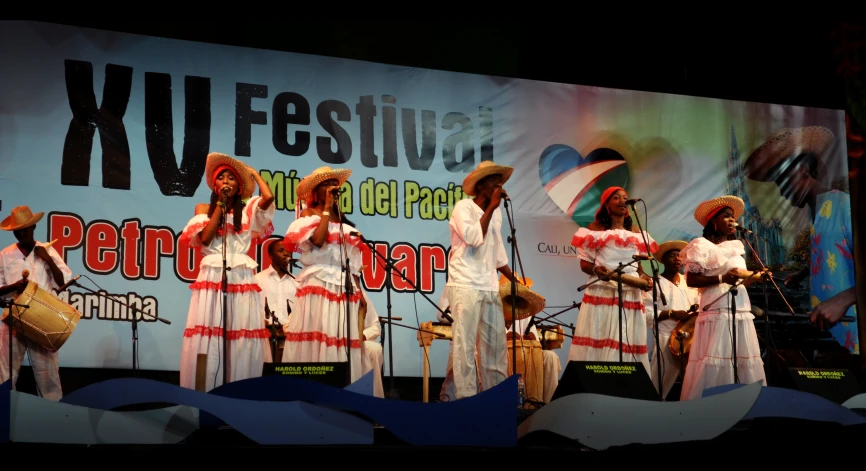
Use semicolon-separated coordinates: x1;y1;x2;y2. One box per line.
0;205;73;401
255;241;298;360
444;161;517;400
644;240;700;400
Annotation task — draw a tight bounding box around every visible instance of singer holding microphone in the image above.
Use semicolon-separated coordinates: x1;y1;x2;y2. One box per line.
443;161;517;400
678;196;768;400
0;205;73;400
178;152;276;391
280;166;367;385
569;186;655;374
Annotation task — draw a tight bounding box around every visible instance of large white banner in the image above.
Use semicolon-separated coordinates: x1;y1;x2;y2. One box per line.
0;21;855;378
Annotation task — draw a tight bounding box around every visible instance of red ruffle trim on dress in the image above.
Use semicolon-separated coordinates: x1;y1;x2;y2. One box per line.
570;336;648;355
571;232;659;255
296;285;361;303
189;281;262;293
284;330;361;349
183;325;271;340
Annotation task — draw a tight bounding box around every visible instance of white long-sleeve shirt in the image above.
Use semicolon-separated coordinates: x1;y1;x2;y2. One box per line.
445;199;508;292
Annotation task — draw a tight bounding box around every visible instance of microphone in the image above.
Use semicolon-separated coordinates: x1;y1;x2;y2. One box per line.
349;231;366;242
55;275;81;292
733;223;752;234
625;198;642;205
221;186;230;194
500;189;510;201
330;187;345;195
632;254;652;261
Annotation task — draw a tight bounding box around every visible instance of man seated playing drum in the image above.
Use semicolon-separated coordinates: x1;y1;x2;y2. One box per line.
0;205;73;401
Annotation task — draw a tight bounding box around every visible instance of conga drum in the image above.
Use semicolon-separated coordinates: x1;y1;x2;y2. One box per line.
506;335;544;409
1;281;81;351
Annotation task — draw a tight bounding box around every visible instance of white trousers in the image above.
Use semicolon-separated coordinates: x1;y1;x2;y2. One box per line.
362;340;384;398
0;322;63;400
444;286;507;400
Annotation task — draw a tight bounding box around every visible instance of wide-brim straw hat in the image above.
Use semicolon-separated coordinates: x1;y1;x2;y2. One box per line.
694;195;745;227
462;161;514;196
205;152;256;200
653;240;688;259
499;272;533;288
499;274;545;323
744;126;833;182
0;205;44;231
296;166;353;202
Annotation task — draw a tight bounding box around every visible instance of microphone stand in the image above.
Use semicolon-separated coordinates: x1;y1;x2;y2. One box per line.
630;200;665;399
738;229;795;353
335;198;354;387
523;302;580;336
502;194;527;387
702;274;752;384
220;200;230;388
60;278;170;380
352;231;453;397
578;258;641;363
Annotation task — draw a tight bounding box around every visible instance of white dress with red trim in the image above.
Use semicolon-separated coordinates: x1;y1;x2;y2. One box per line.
568;227;657;375
178;196;276;391
280;215;365;384
678;237;766;400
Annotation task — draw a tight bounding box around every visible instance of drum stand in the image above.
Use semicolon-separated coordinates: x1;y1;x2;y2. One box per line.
352;232;450;398
62;278;170;378
578;258;641;363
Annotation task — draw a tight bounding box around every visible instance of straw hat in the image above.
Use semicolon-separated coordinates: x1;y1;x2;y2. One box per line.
653;240;688;260
0;205;44;231
462;161;514;196
499;273;545;323
693;195;744;226
205;152;256;200
744;126;833;182
295;166;353;203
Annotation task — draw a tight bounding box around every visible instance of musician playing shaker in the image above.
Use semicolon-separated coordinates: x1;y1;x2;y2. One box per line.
0;205;73;400
642;240;699;399
568;187;656;375
678;196;769;400
443;161;517;400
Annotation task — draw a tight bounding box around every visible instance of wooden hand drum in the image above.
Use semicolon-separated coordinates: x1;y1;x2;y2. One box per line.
1;281;81;351
507;337;544;408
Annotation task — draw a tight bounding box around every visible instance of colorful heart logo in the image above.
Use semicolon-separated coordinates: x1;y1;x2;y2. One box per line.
538;145;631;227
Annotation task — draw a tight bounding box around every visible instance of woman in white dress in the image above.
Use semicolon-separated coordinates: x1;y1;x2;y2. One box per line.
179;152;275;391
569;186;656;375
679;195;769;400
281;166;367;384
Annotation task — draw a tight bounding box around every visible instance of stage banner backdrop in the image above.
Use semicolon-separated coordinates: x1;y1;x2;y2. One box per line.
0;21;857;379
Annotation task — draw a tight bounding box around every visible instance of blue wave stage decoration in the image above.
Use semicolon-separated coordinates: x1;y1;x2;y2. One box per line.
59;375;519;447
1;380;9;443
701;384;866;425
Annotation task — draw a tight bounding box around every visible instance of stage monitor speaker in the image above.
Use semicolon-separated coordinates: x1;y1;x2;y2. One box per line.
262;362;349;388
551;361;660;402
788;367;862;404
